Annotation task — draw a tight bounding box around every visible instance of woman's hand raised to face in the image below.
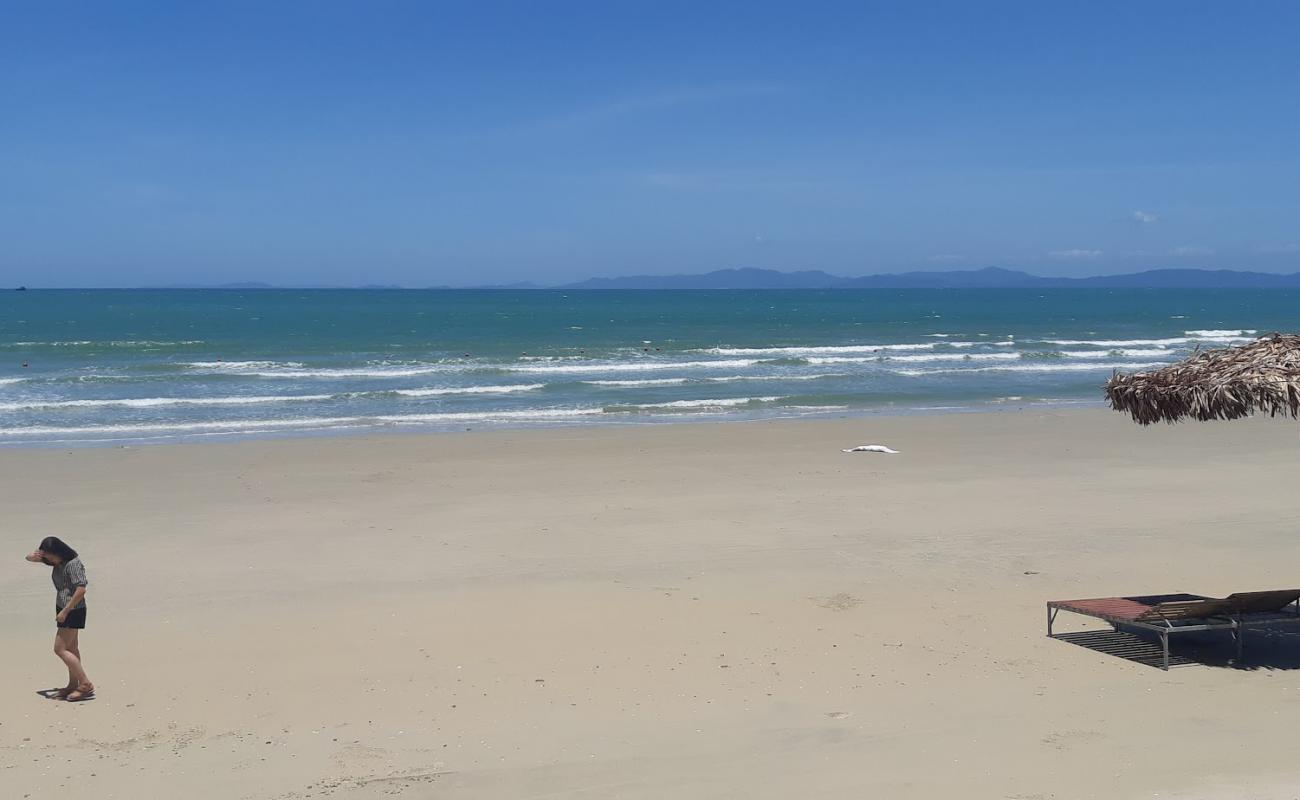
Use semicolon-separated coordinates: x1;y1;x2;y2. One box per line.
25;551;45;563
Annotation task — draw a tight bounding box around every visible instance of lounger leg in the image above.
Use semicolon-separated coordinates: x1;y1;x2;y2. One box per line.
1162;632;1170;671
1047;606;1055;637
1235;620;1244;662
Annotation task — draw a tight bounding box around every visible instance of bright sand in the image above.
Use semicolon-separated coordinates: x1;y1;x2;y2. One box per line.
3;409;1300;799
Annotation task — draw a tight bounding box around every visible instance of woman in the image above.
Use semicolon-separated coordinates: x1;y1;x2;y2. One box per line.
26;536;94;701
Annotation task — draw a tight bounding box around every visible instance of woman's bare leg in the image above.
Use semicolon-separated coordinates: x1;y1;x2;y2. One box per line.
49;630;74;696
53;629;90;689
62;636;82;694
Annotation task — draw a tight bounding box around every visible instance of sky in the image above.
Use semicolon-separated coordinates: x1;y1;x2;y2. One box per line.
3;1;1299;287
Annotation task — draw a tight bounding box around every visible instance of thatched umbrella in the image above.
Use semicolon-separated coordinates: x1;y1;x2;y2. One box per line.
1105;333;1300;425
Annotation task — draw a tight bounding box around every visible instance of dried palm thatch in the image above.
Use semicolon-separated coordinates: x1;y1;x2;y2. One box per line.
1105;333;1300;424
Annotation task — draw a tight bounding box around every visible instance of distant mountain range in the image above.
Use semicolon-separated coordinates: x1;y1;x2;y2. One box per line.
553;266;1300;290
56;266;1300;291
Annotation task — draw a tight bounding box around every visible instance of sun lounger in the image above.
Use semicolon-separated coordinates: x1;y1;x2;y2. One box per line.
1047;590;1300;670
1224;590;1300;615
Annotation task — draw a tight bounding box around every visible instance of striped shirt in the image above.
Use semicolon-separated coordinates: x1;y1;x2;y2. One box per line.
52;557;88;611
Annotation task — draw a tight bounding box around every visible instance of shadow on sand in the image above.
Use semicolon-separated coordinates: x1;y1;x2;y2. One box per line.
1055;617;1300;671
34;688;95;701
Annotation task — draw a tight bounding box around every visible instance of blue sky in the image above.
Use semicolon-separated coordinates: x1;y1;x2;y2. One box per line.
3;1;1299;287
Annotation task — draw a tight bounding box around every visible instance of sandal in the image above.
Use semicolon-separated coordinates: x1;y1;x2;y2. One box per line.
51;686;73;699
65;684;94;702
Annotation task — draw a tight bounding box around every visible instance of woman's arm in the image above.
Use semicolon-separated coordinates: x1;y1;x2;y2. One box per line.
25;550;44;563
56;586;86;623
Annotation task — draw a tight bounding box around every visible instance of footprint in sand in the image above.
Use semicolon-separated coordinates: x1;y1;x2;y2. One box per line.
168;726;206;753
331;742;389;767
815;593;863;611
75;730;161;752
1041;730;1105;750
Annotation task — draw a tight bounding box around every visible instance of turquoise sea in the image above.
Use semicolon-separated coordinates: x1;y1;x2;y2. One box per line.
0;288;1294;446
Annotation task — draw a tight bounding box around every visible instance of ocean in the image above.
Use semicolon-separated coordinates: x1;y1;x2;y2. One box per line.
0;288;1293;446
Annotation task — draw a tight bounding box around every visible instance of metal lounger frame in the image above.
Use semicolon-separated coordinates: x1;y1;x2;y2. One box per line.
1047;598;1300;671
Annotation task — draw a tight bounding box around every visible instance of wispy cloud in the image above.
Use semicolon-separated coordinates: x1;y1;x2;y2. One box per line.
1132;210;1158;224
928;253;965;263
1169;245;1214;257
1257;243;1300;254
1048;249;1103;259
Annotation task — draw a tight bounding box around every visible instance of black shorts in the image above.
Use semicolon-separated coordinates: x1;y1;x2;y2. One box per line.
57;607;86;630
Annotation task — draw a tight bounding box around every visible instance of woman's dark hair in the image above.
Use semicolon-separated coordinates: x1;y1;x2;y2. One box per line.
37;536;78;562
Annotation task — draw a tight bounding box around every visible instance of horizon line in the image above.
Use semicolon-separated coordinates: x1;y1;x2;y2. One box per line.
8;264;1300;291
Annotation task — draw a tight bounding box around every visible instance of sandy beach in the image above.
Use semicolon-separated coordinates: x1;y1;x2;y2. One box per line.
3;408;1300;799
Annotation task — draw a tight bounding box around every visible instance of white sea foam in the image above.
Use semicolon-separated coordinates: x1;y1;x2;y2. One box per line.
698;343;937;356
0;416;365;436
783;405;850;412
943;340;1015;348
894;361;1167;376
607;396;784;410
885;353;1021;363
0;394;334;411
1039;334;1252;347
583;373;839;388
284;367;457;379
1038;338;1183;347
801;357;873;365
0;408;606;437
517;355;583;361
806;353;1019;365
185;361;466;379
582;378;691;387
1058;348;1173;359
705;373;841;382
509;359;762;374
0;378;27;386
9;341;93;347
5;340;204;348
371;408;603;423
391;384;544;397
1185;329;1256;337
186;360;306;371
